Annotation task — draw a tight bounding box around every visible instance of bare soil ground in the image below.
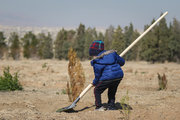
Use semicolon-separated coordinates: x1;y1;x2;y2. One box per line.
0;60;180;120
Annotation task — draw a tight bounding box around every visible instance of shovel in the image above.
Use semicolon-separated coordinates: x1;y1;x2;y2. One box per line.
56;83;93;112
56;11;168;113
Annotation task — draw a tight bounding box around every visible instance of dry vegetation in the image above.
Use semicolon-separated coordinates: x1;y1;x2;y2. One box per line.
157;73;167;90
67;48;85;101
0;60;180;120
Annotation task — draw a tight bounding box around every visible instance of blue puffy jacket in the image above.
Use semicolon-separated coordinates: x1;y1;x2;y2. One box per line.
91;50;125;85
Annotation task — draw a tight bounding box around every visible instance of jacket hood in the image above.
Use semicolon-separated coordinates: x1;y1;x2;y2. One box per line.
91;50;117;65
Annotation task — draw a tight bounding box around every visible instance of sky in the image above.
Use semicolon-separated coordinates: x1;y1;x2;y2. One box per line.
0;0;179;30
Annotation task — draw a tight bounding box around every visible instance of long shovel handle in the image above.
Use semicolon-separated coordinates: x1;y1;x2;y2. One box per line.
79;83;93;98
81;12;167;101
82;12;168;99
57;12;168;113
68;84;93;108
120;11;168;57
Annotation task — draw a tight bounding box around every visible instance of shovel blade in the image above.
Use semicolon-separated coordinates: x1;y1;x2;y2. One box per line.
56;105;74;113
56;97;80;112
56;84;93;113
56;100;77;113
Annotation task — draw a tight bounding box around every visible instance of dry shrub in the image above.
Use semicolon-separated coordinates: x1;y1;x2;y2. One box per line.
157;73;167;90
67;48;85;102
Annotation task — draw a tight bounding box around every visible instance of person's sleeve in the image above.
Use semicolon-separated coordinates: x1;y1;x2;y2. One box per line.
92;64;105;86
116;53;125;66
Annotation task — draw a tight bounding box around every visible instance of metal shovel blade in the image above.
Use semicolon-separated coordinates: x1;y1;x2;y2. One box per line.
56;84;93;113
56;105;75;113
56;97;80;112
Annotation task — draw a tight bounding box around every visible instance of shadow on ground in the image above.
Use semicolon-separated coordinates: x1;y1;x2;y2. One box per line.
60;102;132;113
103;102;133;110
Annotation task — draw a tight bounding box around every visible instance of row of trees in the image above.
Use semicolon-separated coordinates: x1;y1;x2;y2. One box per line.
0;31;54;60
0;16;180;63
141;17;180;62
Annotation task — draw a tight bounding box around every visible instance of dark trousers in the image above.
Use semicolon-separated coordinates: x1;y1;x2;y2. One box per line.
94;79;121;108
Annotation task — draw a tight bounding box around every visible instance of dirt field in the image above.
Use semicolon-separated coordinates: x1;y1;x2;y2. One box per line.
0;60;180;120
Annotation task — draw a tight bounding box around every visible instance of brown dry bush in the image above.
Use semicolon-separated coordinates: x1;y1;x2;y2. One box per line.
67;48;85;102
157;73;167;90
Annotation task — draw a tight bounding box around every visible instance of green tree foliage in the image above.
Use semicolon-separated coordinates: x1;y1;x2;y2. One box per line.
123;23;135;60
111;25;124;55
61;41;70;60
131;30;140;60
9;32;20;60
111;23;140;60
55;28;67;59
140;20;160;62
168;18;180;62
0;32;7;59
97;32;104;41
158;16;170;62
104;25;114;50
84;27;97;59
55;29;76;60
140;15;171;63
42;33;53;59
21;32;39;58
62;30;76;60
37;33;53;59
74;23;86;59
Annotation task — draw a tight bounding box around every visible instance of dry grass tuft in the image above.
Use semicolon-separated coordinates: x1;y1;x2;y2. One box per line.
67;48;85;102
157;73;167;90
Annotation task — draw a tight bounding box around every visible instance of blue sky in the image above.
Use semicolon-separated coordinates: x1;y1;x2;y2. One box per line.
0;0;179;30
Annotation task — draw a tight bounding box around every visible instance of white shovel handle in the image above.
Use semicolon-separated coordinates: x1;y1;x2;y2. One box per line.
79;12;168;100
79;84;93;98
120;11;168;57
